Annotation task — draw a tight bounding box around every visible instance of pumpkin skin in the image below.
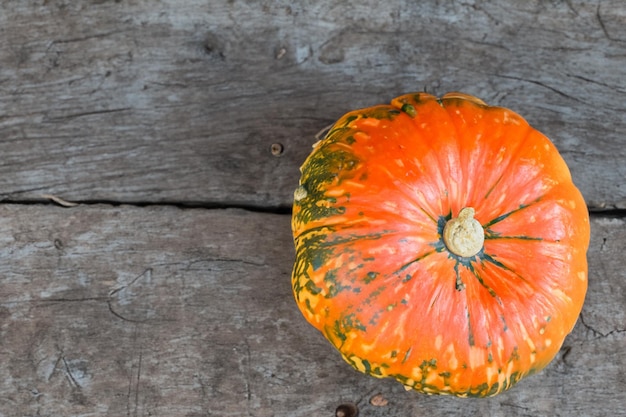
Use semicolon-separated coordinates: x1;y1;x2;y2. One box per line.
291;92;589;397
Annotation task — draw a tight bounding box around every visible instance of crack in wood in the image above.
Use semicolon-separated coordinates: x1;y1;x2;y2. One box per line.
1;297;108;305
44;107;133;123
491;73;584;103
107;269;154;324
62;357;81;390
107;300;151;324
126;325;143;417
579;313;626;339
560;345;573;365
48;29;131;46
185;258;267;271
501;402;532;414
134;350;143;417
109;269;153;297
595;3;624;43
566;72;626;93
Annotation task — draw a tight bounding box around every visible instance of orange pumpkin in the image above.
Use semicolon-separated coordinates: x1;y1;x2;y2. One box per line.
291;92;589;397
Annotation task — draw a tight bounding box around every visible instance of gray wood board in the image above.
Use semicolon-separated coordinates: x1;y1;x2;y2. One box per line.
0;1;624;209
0;205;623;416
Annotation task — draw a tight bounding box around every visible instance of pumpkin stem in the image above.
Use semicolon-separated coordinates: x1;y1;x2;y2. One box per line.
443;207;484;258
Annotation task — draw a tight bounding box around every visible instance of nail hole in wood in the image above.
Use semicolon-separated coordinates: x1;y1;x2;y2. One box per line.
54;239;64;250
270;142;284;156
335;402;358;417
203;32;225;59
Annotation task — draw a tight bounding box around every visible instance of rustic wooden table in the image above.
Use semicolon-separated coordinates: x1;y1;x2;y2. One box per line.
0;1;624;416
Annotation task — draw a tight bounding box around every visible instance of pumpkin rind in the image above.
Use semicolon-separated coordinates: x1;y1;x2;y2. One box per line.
291;92;589;397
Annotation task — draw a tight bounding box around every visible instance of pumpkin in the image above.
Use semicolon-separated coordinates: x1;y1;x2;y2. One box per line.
291;92;589;397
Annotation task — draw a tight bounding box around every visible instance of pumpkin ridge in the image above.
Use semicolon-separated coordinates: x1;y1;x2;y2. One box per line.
465;259;499;299
393;249;438;277
465;307;476;347
453;261;466;291
439;96;536;212
395;96;456;215
483;197;543;228
474;109;535;210
476;252;566;334
484;232;543;241
443;246;502;299
480;252;528;283
439;98;480;207
484;174;504;200
369;166;441;226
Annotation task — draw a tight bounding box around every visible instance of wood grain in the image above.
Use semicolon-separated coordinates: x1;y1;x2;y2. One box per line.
0;0;624;209
0;1;625;416
0;205;623;416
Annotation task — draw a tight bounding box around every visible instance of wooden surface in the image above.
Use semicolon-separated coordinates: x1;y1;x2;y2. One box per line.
0;1;624;416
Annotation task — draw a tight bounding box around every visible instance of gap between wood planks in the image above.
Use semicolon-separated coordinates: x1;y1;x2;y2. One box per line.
1;194;625;218
1;194;293;214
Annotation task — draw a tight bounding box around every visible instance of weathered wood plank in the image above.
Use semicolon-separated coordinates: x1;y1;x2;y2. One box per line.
0;205;623;416
0;1;624;209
